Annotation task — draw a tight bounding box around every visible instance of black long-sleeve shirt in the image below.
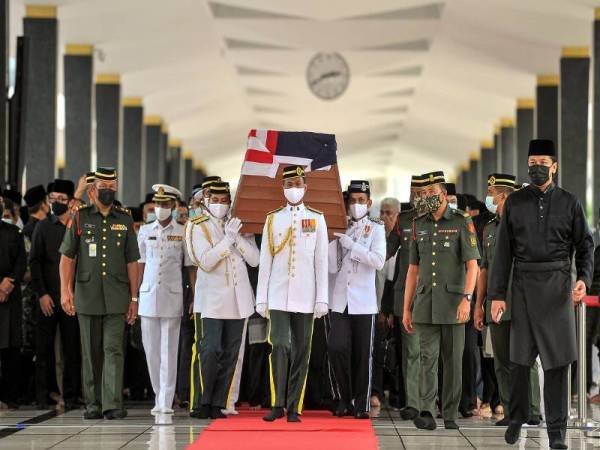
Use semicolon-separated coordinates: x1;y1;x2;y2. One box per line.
29;215;67;299
489;184;594;300
0;221;26;282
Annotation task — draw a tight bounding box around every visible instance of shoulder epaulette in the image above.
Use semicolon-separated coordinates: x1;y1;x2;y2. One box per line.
369;217;384;225
191;215;209;224
78;203;91;210
115;205;131;215
486;216;498;226
266;206;284;216
306;206;323;215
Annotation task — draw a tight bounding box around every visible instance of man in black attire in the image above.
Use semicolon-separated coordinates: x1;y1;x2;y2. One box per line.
23;185;49;240
0;189;27;408
489;139;594;449
29;179;82;410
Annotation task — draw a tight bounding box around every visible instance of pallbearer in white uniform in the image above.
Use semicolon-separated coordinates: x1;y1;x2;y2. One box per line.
327;180;386;419
186;181;259;419
256;165;329;423
137;184;194;414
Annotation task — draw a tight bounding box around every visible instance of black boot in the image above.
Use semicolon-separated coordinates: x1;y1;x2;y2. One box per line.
287;411;301;422
103;409;128;420
414;411;436;430
83;410;102;420
210;406;226;419
444;420;459;430
504;421;522;445
548;431;568;449
495;417;510;426
334;400;348;418
355;410;370;419
399;406;418;421
526;415;542;426
263;407;285;422
459;407;473;418
190;404;211;419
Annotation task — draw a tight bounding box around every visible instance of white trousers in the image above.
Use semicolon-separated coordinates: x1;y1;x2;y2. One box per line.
141;316;181;410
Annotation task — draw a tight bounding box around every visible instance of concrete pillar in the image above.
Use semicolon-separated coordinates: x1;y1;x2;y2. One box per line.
0;0;8;181
95;73;121;168
159;124;168;183
167;138;181;189
500;118;516;175
143;116;161;192
480;140;495;189
516;98;535;183
536;75;559;144
122;97;144;206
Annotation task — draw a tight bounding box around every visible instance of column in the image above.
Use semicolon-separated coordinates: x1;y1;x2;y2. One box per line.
167;138;181;189
456;166;464;193
467;153;480;198
64;44;93;182
122;97;144;206
480;140;495;185
159;124;168;182
560;47;589;203
516;98;534;183
143;116;161;193
183;151;193;199
535;75;559;144
500;118;516;175
494;128;501;172
594;10;600;221
0;0;8;182
95;73;121;168
22;5;57;187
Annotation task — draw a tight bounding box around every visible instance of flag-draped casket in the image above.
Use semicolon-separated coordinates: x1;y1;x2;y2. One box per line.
232;129;347;239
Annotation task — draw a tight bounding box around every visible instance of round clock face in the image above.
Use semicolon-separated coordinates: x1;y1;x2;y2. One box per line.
306;52;350;101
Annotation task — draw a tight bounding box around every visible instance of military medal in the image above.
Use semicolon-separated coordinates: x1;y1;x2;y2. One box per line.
302;218;316;233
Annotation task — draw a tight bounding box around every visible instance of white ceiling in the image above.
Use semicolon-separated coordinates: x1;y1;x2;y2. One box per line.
9;0;600;198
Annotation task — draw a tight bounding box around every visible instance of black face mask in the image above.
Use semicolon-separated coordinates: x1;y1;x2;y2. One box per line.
97;189;116;206
51;202;69;216
528;164;551;186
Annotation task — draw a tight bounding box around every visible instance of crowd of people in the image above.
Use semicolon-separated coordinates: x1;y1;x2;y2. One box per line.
0;138;595;449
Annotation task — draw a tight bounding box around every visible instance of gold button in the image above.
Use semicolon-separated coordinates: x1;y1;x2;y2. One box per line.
432;262;436;266
102;254;106;258
102;272;106;276
118;233;121;237
433;233;437;236
102;236;107;240
103;228;106;232
102;245;106;249
432;252;436;255
117;242;120;246
102;262;106;267
433;282;437;287
432;272;436;276
434;224;438;227
103;220;106;224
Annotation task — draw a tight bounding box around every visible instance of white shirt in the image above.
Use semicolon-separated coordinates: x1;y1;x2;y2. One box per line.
186;214;259;319
256;203;329;314
328;216;386;315
138;219;192;318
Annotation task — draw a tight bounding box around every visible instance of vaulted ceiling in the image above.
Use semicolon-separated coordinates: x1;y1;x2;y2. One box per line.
9;0;600;199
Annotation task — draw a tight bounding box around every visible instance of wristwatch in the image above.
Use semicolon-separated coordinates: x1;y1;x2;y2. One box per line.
131;297;139;303
462;294;473;301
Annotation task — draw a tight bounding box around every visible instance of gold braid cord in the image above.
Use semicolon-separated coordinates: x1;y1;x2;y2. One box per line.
267;213;292;257
188;222;222;273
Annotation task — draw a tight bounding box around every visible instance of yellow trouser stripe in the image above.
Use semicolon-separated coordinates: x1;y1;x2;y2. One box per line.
189;315;198;410
199;318;205;395
267;317;276;407
297;318;315;415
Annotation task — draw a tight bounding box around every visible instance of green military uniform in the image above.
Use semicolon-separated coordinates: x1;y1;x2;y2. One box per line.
410;178;480;422
387;208;421;413
60;186;139;415
482;216;541;419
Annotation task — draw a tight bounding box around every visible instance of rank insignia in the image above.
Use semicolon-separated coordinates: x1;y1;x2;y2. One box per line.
467;222;475;234
302;218;316;233
470;235;477;247
110;224;127;231
167;235;183;241
364;224;371;237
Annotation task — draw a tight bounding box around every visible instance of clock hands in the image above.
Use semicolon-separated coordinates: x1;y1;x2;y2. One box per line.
309;71;342;87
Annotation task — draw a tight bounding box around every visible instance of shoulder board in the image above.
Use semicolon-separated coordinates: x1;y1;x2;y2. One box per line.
78;203;91;210
369;217;383;225
191;215;209;224
486;216;498;226
115;205;131;215
306;206;323;215
267;206;284;216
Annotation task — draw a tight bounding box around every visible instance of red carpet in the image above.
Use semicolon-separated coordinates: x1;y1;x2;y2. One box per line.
187;409;378;450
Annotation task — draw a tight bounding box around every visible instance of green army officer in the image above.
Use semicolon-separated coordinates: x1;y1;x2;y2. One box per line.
59;167;140;420
403;171;480;431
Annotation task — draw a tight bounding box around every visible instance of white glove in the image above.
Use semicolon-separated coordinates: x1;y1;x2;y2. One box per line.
314;302;329;319
334;232;354;250
256;303;268;318
225;217;242;241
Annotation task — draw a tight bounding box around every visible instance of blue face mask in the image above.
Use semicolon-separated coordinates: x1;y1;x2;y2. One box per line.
189;208;196;220
448;202;458;211
485;195;497;215
146;212;157;223
172;210;179;221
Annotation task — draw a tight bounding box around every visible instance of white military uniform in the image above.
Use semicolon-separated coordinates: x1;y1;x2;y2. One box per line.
138;217;192;412
186;215;259;318
256;203;328;311
328;216;386;314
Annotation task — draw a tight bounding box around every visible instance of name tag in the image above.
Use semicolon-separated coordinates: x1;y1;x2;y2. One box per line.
444;242;451;248
111;224;127;231
302;219;316;233
167;235;183;241
89;243;97;258
439;229;458;234
148;236;157;240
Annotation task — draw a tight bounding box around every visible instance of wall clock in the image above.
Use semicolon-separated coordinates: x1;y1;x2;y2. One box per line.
306;52;350;101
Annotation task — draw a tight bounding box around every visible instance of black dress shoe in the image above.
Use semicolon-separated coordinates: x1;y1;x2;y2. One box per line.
210;406;226;419
263;407;285;422
495;417;510;426
504;422;522;445
399;407;419;421
103;409;128;420
414;412;436;430
334;401;348;417
190;405;210;419
83;410;102;420
355;411;370;419
287;412;301;422
459;408;473;418
549;431;568;449
527;415;541;426
444;420;459;430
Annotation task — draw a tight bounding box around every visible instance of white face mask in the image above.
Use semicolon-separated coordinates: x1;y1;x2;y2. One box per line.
284;187;305;205
349;203;368;220
485;195;498;215
208;203;229;219
2;218;12;225
448;202;458;211
155;206;172;221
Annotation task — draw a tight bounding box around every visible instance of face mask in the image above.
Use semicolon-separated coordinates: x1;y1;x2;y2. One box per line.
349;203;368;220
188;208;197;220
528;164;551;186
155;206;172;221
425;194;442;213
448;202;458;211
194;207;204;218
284;187;305;205
172;210;179;221
51;202;69;216
2;218;12;225
208;203;229;219
485;196;497;215
146;212;157;223
414;198;428;215
97;188;116;207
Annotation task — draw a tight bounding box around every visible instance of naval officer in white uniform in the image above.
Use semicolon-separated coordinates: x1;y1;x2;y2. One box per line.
186;181;259;420
256;165;329;423
137;184;193;414
328;180;386;419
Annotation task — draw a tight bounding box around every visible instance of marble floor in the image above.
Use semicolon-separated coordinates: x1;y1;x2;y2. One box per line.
2;403;600;449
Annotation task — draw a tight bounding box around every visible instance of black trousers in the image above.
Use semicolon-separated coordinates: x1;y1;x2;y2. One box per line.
176;313;194;402
35;305;81;404
459;319;479;411
0;347;20;404
510;363;569;440
327;311;375;413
